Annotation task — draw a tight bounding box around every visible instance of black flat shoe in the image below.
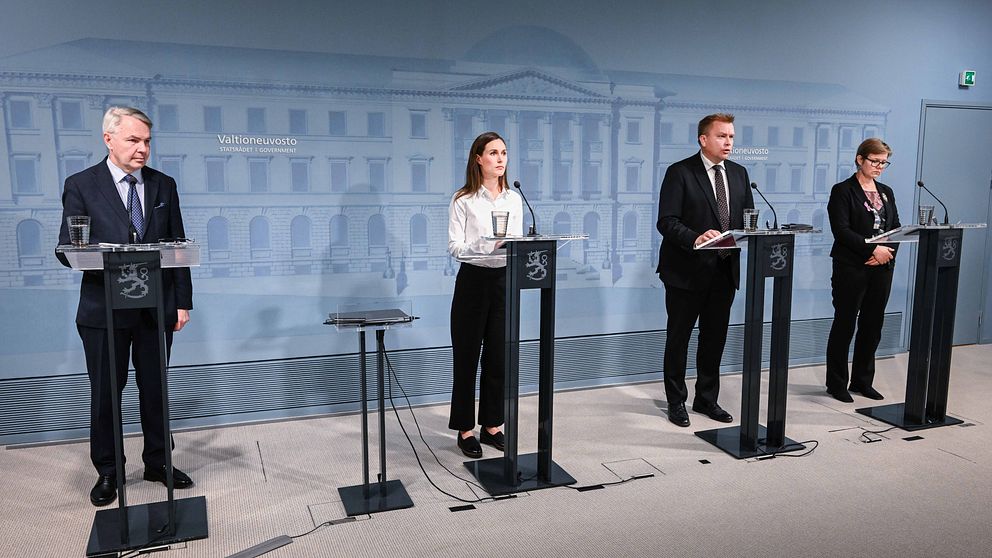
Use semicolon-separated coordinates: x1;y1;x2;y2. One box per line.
668;402;690;427
480;429;505;451
850;385;884;400
827;388;854;403
90;474;118;507
692;401;734;423
143;465;194;489
457;433;483;459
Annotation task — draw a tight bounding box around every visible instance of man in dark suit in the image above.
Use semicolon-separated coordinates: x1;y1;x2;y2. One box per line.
56;107;194;506
656;113;754;427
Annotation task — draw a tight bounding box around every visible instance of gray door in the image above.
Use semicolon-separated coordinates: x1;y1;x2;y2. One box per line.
918;103;992;345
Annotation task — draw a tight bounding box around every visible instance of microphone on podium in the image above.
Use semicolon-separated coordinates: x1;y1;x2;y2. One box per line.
513;180;538;236
750;182;779;230
917;181;950;225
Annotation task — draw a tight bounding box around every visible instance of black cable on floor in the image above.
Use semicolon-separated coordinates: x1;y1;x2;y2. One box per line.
860;425;897;443
289;516;357;540
379;338;498;504
754;439;820;459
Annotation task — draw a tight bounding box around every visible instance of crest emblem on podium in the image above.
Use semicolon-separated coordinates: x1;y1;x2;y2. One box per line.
525;249;549;281
941;237;958;262
769;243;789;272
118;263;150;299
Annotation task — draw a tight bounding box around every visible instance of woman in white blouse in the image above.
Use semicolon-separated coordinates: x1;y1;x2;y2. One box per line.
447;131;524;458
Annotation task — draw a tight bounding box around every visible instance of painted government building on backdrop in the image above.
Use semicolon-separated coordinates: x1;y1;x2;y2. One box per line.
1;28;887;292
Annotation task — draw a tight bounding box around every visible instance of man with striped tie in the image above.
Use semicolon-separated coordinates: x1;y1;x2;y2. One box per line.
56;106;194;506
656;113;754;428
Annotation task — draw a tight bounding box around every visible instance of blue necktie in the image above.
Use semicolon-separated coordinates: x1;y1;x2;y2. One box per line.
125;174;144;240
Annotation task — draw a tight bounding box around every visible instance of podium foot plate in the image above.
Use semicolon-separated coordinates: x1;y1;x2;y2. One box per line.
464;453;576;496
856;403;963;431
86;496;208;557
695;425;805;460
338;479;413;516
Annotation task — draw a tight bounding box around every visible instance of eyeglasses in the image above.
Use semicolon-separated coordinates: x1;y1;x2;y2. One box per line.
864;157;891;169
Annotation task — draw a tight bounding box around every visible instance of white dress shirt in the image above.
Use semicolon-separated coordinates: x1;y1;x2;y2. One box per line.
700;152;730;206
107;159;145;217
447;185;524;268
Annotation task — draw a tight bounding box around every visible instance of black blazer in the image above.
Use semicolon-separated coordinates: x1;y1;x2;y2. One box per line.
827;175;901;267
56;158;193;328
656;152;754;290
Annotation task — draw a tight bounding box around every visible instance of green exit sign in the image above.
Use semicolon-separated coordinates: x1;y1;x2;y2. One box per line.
959;70;976;87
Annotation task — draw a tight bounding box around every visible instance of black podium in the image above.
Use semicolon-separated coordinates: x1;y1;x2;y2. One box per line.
463;234;584;495
325;308;416;515
857;223;986;430
58;242;208;557
693;229;814;459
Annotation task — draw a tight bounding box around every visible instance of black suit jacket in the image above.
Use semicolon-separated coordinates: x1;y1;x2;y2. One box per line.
656;152;754;290
827;175;901;267
56;158;193;328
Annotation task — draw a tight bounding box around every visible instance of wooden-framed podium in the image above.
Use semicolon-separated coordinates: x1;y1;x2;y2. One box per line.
324;308;417;516
463;234;585;495
693;228;817;459
57;242;208;557
857;223;987;430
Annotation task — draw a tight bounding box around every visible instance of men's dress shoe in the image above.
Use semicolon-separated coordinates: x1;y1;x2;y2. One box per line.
480;429;505;451
668;403;691;427
90;474;118;507
143;465;194;489
692;402;734;423
850;385;884;400
827;388;854;403
457;433;483;459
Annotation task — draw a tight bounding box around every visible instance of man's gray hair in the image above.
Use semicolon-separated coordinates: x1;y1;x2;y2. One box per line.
103;106;153;134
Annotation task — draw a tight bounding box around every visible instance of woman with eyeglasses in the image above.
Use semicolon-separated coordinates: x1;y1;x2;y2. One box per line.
825;138;901;402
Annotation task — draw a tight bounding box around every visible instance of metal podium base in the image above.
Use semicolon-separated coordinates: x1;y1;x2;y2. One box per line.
464;453;577;496
695;425;805;460
856;403;963;431
338;479;414;516
86;496;208;557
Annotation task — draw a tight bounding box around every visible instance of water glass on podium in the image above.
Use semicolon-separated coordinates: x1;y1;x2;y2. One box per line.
491;211;509;237
918;205;934;226
67;215;90;246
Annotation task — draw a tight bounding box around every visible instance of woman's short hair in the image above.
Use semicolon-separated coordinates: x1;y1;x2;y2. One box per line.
856;138;892;164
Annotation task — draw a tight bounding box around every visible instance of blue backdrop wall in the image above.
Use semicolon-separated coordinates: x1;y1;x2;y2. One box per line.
2;0;990;443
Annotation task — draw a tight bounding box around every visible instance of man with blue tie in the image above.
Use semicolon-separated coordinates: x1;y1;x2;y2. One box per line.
56;106;194;506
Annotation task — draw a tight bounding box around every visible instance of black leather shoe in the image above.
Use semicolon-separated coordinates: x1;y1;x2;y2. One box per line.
667;403;690;427
143;465;194;489
457;433;483;459
90;474;118;507
480;429;505;451
850;385;884;400
692;401;733;423
827;388;854;403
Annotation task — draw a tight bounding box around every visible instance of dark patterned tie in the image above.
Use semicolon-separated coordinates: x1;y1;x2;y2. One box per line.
125;174;144;240
713;165;731;258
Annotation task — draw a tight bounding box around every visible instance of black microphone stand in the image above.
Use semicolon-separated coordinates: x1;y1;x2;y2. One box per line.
749;182;778;230
513;180;538;236
917;181;950;225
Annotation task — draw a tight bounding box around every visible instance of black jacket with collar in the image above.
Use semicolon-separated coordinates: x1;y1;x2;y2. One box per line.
827;174;901;267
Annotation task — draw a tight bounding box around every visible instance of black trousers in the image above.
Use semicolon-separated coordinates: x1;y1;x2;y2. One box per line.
825;260;894;392
448;263;505;432
663;261;736;407
78;314;174;476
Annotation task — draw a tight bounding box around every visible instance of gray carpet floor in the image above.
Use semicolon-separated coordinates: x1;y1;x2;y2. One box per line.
3;345;991;557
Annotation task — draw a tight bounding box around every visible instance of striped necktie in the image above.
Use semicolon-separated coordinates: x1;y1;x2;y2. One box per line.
125;174;144;241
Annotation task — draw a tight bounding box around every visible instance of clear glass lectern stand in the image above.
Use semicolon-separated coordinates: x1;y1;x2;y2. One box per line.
857;223;987;430
694;229;819;459
57;242;208;557
324;302;416;515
